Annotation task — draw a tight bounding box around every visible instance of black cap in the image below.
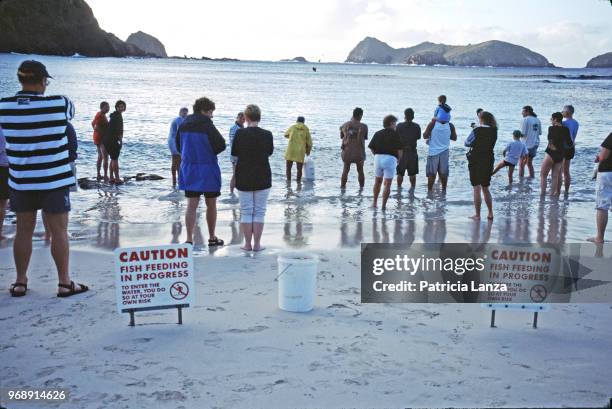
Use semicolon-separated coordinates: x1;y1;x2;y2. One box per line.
297;116;305;123
17;60;52;80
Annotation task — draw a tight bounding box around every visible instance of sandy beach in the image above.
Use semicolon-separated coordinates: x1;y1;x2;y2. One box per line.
1;245;611;408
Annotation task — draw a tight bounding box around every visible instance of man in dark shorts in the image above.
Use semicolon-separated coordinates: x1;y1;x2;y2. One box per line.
0;60;88;297
177;97;226;246
395;108;421;189
104;100;126;184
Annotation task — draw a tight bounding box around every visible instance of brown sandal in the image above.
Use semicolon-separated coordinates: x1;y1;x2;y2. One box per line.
57;281;89;298
9;282;28;297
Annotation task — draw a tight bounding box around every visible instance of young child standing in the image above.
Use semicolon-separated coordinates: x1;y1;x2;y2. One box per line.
492;130;528;184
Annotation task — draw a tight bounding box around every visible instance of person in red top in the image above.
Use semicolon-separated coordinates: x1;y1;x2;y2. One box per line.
92;101;110;181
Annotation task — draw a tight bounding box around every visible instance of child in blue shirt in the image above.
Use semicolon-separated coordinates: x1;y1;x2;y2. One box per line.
433;95;451;123
492;130;527;184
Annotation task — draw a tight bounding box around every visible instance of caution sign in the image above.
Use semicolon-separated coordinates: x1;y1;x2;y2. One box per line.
478;244;568;303
114;244;194;313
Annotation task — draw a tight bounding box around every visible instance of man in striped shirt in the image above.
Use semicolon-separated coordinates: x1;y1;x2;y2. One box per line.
0;60;88;297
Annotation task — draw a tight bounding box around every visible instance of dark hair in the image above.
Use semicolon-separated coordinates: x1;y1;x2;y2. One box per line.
193;97;215;113
480;111;497;128
179;107;189;113
522;105;536;117
476;108;483;115
404;108;414;121
551;112;563;123
100;101;109;109
383;114;398;129
353;107;363;120
115;100;126;109
438;95;447;103
297;116;305;123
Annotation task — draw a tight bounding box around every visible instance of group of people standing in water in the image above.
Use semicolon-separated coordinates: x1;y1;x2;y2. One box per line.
1;59;611;299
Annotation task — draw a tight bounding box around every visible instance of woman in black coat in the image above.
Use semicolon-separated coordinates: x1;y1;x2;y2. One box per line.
464;111;498;220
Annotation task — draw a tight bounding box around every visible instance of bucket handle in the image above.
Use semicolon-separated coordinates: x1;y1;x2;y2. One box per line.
274;263;292;282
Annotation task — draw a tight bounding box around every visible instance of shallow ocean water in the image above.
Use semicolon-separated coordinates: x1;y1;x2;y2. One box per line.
0;54;611;252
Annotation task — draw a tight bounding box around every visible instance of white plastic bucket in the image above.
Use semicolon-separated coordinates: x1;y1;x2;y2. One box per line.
277;252;318;312
303;156;315;181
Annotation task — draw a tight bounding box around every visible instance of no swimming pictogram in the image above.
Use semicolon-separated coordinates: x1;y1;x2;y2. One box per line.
170;281;189;300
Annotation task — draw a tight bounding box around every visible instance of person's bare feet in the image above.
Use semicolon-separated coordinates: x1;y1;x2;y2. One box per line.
253;246;266;252
587;237;604;244
241;245;253;251
487;214;494;220
469;214;481;220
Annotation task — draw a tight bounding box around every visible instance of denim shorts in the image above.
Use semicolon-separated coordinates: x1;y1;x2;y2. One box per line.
10;187;71;213
527;145;539;158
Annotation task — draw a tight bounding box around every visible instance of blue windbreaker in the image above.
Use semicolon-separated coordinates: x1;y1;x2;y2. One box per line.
177;113;226;192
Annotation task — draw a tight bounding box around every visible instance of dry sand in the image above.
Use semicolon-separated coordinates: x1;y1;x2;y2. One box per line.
1;245;611;408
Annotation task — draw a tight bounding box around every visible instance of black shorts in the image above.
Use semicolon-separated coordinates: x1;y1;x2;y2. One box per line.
9;187;71;213
503;161;515;167
0;167;9;200
564;146;575;160
185;190;221;199
468;162;493;187
397;150;419;177
104;141;122;160
545;148;564;164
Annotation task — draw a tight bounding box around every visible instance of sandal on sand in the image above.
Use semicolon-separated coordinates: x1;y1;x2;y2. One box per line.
208;237;224;247
9;282;28;297
57;281;89;298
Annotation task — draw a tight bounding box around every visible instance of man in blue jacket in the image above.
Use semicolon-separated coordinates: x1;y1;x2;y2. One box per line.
177;97;226;246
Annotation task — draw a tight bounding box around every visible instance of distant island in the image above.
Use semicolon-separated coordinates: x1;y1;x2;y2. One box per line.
586;52;612;68
345;37;554;67
126;31;167;58
280;57;309;63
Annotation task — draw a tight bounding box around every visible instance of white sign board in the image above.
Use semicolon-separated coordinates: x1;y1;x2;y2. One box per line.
114;244;194;313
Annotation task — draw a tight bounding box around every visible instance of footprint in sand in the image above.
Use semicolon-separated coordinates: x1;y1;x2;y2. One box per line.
226;325;269;333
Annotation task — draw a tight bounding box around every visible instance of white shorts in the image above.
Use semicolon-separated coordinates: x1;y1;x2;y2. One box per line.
374;154;397;179
596;172;612;211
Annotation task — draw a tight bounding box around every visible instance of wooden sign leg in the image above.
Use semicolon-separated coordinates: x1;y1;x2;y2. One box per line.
129;309;135;327
490;310;496;328
177;305;183;325
532;312;538;329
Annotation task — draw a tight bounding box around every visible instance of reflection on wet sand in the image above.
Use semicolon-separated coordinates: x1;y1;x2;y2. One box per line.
96;193;121;250
283;182;312;248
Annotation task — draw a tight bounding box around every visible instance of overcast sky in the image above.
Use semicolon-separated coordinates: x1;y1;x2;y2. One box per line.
87;0;612;67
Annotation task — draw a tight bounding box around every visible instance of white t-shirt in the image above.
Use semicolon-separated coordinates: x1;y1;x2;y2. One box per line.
521;116;542;149
428;122;451;157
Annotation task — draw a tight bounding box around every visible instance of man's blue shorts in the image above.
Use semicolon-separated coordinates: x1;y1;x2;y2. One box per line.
10;187;71;214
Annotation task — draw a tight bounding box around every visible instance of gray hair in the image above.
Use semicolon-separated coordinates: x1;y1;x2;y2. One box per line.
563;105;574;115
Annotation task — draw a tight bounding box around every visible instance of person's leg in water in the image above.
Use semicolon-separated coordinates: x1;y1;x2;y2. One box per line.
482;185;493;220
205;197;218;241
286;160;293;181
587;209;608;243
381;178;393;210
470;185;482;219
562;158;572;194
507;165;515;185
551;162;562;196
491;160;506;176
527;156;536;178
171;155;180;188
540;154;553;195
518;156;526;178
0;199;7;240
356;161;365;189
373;176;383;208
296;162;303;183
96;145;103;180
101;145;109;181
42;212;50;241
114;157;122;184
427;175;435;192
409;175;416;190
239;191;254;250
185;196;200;244
230;162;236;194
252;189;270;251
341;162;350;188
440;173;448;191
397;174;404;189
12;211;36;295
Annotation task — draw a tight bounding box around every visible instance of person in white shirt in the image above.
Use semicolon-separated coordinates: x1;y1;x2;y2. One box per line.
518;105;542;178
